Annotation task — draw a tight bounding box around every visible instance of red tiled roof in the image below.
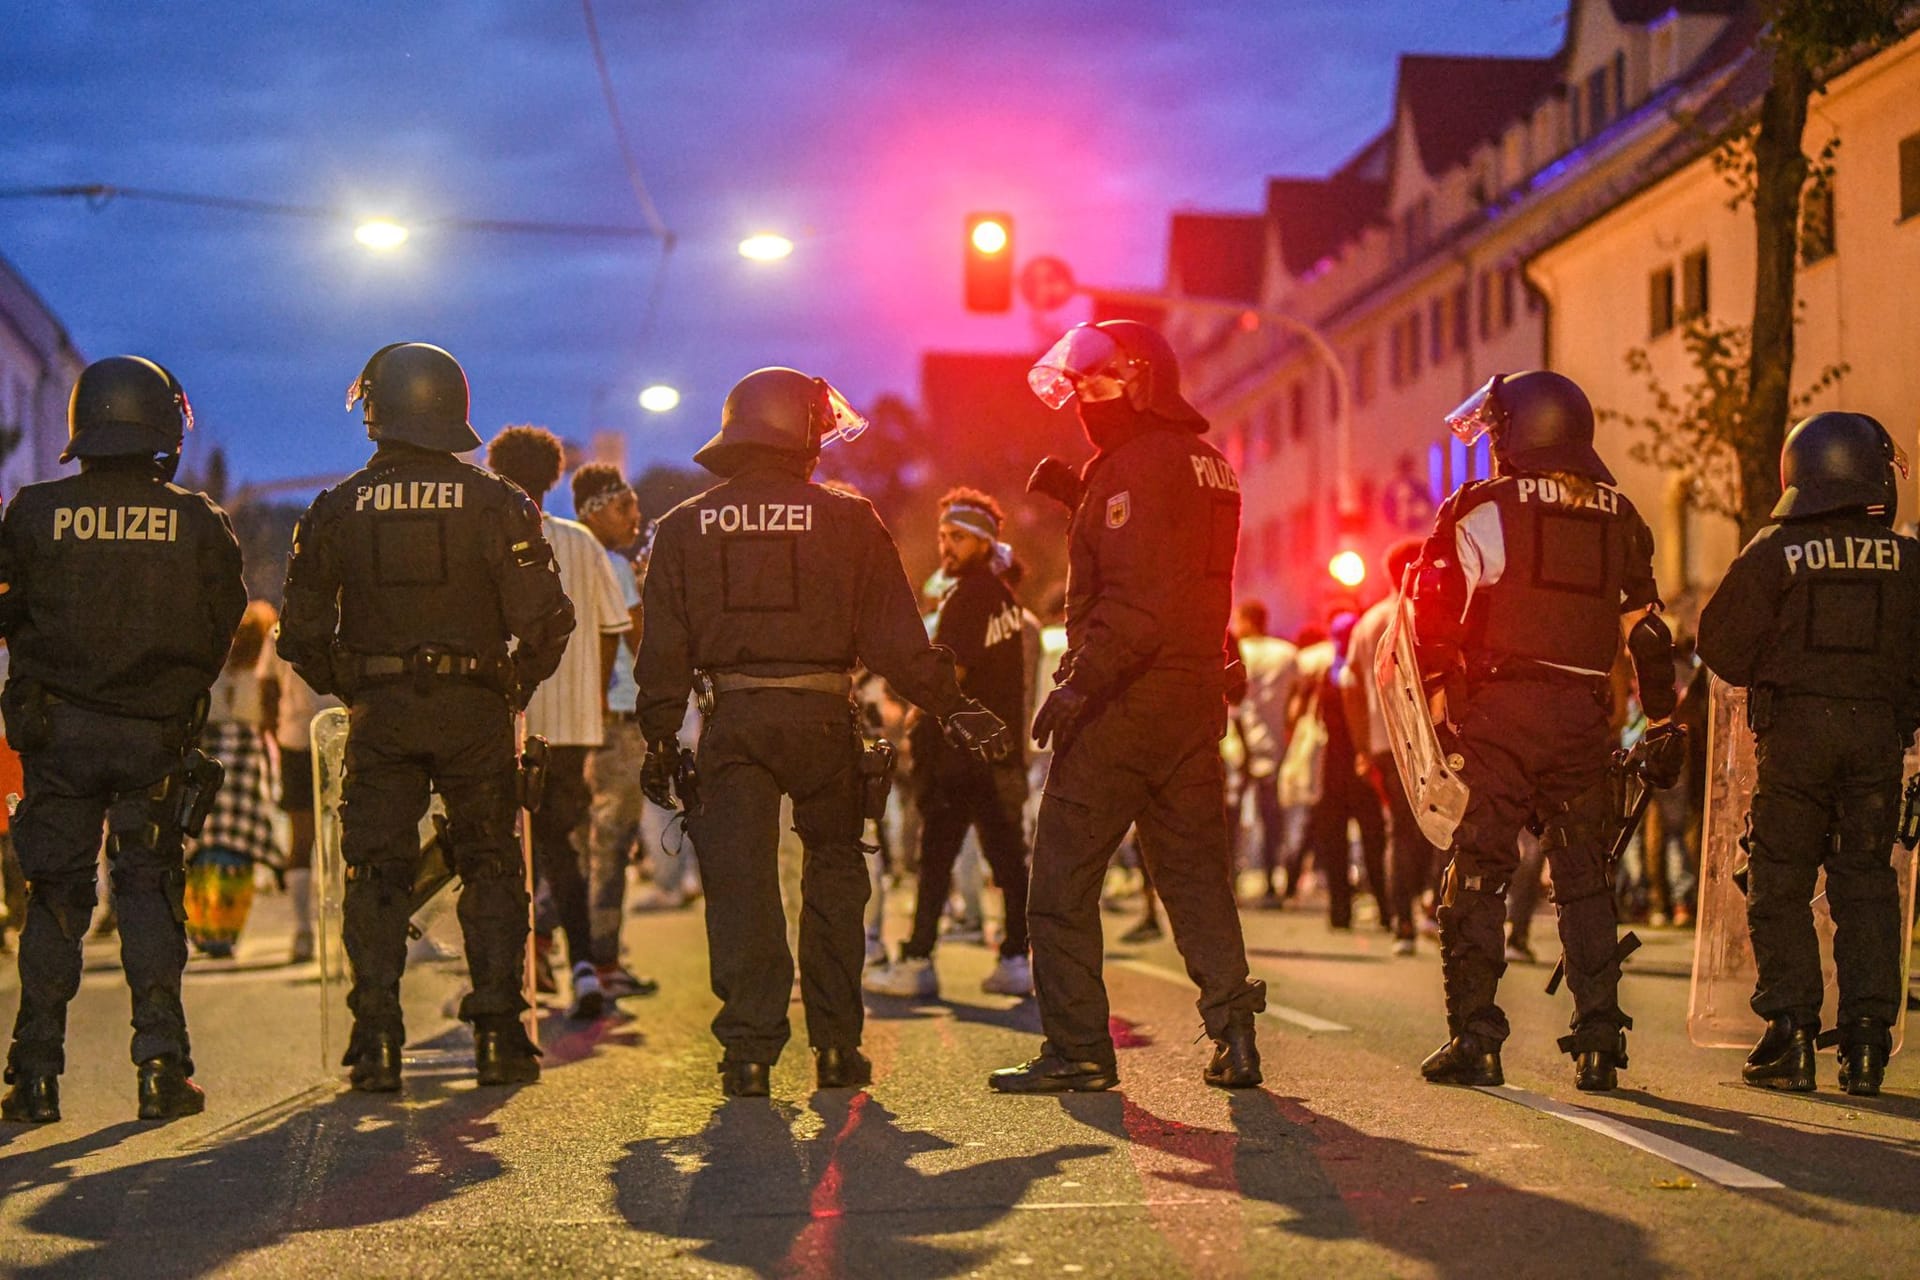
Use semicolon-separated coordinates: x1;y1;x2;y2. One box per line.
1396;53;1563;176
1165;212;1267;302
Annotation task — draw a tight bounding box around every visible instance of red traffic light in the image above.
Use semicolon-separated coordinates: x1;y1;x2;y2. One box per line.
964;211;1014;312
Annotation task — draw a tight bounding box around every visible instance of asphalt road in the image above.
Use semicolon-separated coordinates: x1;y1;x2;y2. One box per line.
2;882;1917;1279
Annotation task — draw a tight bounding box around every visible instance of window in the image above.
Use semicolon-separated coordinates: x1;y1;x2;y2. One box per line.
1389;322;1405;387
1587;67;1609;135
1613;51;1627;116
1499;266;1517;331
1407;310;1423;381
1569;84;1584;144
1289;380;1308;440
1477;271;1493;340
1451;284;1470;352
1355;342;1377;407
1428;297;1445;365
1680;248;1710;320
1649;265;1675;337
1801;175;1836;265
1899;131;1920;222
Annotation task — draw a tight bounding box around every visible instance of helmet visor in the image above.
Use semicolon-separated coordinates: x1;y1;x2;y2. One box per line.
1445;376;1506;445
816;380;869;448
1028;325;1131;409
345;375;367;414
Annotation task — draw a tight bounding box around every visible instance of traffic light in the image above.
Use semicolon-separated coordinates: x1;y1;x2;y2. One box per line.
964;212;1013;312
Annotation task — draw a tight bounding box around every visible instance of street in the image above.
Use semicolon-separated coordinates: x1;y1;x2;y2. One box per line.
2;886;1916;1280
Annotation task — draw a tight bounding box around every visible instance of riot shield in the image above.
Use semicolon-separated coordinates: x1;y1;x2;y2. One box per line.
314;707;536;1077
1373;591;1470;847
1688;678;1917;1051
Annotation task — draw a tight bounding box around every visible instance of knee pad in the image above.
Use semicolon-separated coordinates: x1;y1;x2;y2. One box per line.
27;873;99;941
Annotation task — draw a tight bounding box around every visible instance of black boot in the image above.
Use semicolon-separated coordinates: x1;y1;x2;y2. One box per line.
719;1060;772;1097
1;1070;60;1124
344;1026;403;1093
136;1056;206;1121
1420;1035;1503;1087
1203;1014;1262;1089
814;1047;872;1091
474;1022;541;1087
987;1052;1117;1094
1743;1017;1815;1092
1829;1018;1891;1098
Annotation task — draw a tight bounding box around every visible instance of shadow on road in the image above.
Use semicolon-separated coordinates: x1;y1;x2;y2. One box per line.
3;1080;519;1279
613;1091;1105;1278
1057;1087;1661;1279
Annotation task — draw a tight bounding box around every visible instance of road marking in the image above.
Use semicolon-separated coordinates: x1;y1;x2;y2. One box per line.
1111;958;1351;1033
1479;1085;1783;1190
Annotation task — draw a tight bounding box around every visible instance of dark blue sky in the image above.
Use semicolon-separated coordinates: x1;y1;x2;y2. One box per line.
1;0;1565;502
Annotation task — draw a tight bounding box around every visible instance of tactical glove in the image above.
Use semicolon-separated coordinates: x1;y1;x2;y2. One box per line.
1634;722;1688;791
1027;457;1084;512
944;701;1013;762
642;738;680;810
1030;684;1090;753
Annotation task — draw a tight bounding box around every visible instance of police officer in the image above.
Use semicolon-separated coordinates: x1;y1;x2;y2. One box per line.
636;368;1010;1098
991;320;1267;1095
1410;370;1681;1093
0;356;246;1124
1696;412;1920;1096
277;342;574;1092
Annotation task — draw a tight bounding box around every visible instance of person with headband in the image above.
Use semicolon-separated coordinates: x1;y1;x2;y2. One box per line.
866;488;1034;1002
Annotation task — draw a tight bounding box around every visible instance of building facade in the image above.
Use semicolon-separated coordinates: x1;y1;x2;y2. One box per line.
0;250;84;497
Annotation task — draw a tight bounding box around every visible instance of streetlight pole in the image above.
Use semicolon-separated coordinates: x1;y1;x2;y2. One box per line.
1073;285;1355;518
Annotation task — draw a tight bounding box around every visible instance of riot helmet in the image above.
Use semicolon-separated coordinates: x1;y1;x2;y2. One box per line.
1446;370;1612;483
1773;411;1907;522
64;355;192;469
345;342;479;452
1028;320;1205;430
693;367;868;477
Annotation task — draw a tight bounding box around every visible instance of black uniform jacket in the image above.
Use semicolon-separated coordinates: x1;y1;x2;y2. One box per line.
277;442;575;701
1697;513;1920;722
635;460;967;743
0;460;246;720
1058;422;1240;700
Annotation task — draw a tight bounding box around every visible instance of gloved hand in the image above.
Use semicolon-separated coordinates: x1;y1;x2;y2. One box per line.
1027;457;1084;512
642;738;680;809
944;701;1012;762
1030;684;1090;753
1634;722;1688;790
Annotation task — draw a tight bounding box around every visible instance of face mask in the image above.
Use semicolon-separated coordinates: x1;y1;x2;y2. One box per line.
1077;397;1140;450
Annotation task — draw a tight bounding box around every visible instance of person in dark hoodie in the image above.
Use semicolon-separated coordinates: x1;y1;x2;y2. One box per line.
991;320;1266;1096
634;367;1009;1099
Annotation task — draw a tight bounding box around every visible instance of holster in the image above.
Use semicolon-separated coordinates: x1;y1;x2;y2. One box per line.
674;748;701;814
1747;685;1775;734
1899;776;1920;853
173;748;226;839
858;738;897;823
0;676;51;754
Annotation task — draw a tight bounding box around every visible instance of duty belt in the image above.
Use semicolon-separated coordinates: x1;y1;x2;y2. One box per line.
707;670;852;697
353;650;508;683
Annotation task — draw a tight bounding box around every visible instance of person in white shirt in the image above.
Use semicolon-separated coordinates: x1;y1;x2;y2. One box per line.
487;427;633;1020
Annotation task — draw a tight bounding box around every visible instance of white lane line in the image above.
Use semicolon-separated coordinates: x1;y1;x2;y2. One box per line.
1479;1085;1784;1190
1111;958;1351;1033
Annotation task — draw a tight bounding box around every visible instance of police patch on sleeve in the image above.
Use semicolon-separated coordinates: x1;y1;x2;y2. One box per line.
1106;491;1131;529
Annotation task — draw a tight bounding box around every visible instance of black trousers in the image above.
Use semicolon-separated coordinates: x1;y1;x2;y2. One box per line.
340;682;527;1037
1309;763;1388;928
529;744;595;966
907;760;1030;960
1028;681;1265;1068
1749;697;1905;1029
7;703;187;1076
1376;751;1439;939
685;689;867;1063
1439;675;1627;1056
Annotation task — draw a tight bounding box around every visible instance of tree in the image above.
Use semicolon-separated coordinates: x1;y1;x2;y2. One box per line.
1733;1;1902;536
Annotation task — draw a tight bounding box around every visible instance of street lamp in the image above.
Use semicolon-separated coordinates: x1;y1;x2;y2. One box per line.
738;232;794;262
1329;549;1367;589
353;219;409;251
638;384;681;413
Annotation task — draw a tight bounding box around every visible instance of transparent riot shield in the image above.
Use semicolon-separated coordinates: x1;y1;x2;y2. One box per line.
314;707;536;1077
1373;592;1470;847
1687;678;1917;1051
